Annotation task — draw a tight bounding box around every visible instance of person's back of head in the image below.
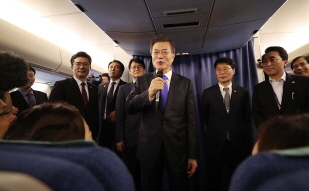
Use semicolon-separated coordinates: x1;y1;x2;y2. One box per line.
0;51;29;138
255;113;309;153
0;51;29;93
3;102;90;142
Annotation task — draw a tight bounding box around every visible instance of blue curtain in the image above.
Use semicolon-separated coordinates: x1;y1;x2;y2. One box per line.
134;38;258;190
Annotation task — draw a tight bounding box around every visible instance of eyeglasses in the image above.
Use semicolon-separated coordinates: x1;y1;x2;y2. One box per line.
216;67;232;72
74;62;90;67
292;62;309;70
152;51;171;56
130;65;144;70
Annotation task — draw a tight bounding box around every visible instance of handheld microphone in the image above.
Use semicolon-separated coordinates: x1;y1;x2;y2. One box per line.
155;71;163;107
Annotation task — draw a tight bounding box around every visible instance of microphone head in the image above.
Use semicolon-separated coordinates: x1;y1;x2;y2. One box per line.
156;71;163;78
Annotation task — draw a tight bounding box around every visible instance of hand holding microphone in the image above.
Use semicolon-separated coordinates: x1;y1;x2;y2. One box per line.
148;71;164;99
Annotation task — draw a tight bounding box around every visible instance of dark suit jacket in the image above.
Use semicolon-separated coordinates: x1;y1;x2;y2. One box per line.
126;72;198;172
202;84;253;156
10;89;48;114
115;82;141;148
252;73;309;127
49;78;99;139
98;80;127;136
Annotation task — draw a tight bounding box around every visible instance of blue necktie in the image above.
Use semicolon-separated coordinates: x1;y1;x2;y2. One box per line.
161;75;168;109
106;82;116;116
26;92;35;108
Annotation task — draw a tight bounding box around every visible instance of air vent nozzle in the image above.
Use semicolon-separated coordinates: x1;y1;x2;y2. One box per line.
75;4;87;12
163;21;199;29
164;9;197;16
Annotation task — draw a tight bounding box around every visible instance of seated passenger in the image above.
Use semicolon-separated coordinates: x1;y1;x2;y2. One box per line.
3;102;92;141
291;55;309;76
252;113;309;154
0;93;16;139
0;51;29;138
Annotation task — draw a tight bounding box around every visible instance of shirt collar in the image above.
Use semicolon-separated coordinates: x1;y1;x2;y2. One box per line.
18;88;34;96
73;76;87;85
110;78;121;85
269;72;286;82
218;82;232;92
156;69;172;80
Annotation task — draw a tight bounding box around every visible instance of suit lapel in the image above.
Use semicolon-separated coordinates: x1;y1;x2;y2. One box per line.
263;81;280;112
16;90;29;108
230;84;238;114
33;90;39;105
280;73;293;110
70;78;85;107
214;84;228;114
87;82;95;107
164;72;179;112
113;80;126;102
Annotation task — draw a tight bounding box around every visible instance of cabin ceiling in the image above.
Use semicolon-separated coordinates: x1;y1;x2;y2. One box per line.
70;0;287;55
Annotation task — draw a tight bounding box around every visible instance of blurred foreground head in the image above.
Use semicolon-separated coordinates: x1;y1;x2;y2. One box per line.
0;51;29;138
0;51;29;94
4;102;92;142
254;113;309;154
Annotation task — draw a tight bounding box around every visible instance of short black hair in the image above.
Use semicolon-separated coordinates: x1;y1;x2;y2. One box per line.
265;46;288;61
101;73;110;81
28;66;36;75
214;57;236;69
128;58;146;69
150;35;176;54
0;51;29;92
70;51;92;66
108;60;125;71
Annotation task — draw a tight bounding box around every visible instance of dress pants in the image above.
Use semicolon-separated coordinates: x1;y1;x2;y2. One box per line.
99;120;122;158
205;139;240;191
123;146;141;191
141;143;189;191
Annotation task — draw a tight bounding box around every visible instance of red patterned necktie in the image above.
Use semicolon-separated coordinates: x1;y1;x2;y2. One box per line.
81;82;88;106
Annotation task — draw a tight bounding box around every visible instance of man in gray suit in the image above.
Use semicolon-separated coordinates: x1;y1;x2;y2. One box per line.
115;58;146;191
126;35;198;191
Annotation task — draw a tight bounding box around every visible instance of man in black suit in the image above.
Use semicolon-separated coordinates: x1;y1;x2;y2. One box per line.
10;66;48;115
115;58;146;191
252;46;309;128
126;35;198;191
202;57;253;191
49;51;99;139
98;60;126;151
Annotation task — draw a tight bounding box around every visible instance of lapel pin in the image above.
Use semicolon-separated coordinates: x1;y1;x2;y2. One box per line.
234;90;236;92
292;81;295;83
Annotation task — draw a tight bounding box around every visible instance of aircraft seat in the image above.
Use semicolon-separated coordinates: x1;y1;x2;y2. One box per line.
0;140;135;191
229;146;309;191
